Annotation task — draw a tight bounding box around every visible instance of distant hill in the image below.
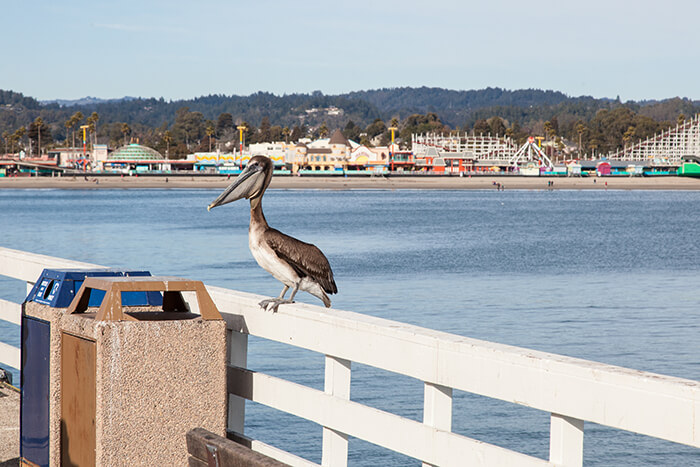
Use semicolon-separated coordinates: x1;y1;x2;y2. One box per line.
3;86;697;131
344;87;585;124
1;87;699;156
40;96;138;107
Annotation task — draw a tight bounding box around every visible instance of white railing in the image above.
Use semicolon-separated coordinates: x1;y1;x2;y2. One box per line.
0;246;698;467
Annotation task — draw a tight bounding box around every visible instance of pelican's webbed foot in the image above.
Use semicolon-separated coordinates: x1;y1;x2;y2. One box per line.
259;298;295;313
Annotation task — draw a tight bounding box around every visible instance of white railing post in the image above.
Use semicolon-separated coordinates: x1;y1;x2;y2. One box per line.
227;330;248;434
422;382;453;467
322;356;351;467
549;413;584;467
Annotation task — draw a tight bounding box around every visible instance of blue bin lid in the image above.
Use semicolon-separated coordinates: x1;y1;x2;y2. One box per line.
26;268;163;308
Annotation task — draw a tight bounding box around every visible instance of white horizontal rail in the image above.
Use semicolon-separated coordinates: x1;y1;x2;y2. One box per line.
0;247;99;372
0;246;100;283
208;285;700;449
0;298;21;326
0;341;20;370
229;366;551;467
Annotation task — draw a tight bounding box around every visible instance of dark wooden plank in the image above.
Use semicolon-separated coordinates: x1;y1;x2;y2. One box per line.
187;428;290;466
186;427;219;461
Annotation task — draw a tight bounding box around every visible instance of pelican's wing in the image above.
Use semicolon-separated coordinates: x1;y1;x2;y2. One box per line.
265;228;337;294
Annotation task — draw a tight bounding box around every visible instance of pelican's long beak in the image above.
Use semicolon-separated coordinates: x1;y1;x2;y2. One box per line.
207;163;265;211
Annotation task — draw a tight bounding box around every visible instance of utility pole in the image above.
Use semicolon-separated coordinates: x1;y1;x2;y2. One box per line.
237;125;247;169
388;126;397;172
81;125;89;171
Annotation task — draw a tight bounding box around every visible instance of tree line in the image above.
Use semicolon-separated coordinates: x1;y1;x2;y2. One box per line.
1;88;698;159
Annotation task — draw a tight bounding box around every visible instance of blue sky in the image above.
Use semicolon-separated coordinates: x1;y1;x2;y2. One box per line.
3;0;699;102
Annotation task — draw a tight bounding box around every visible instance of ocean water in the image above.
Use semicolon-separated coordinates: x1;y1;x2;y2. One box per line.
0;188;699;466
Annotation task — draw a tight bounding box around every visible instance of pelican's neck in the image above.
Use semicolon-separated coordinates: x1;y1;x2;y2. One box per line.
250;196;268;230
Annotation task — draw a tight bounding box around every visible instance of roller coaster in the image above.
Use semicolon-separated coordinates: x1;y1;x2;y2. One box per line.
607;114;700;165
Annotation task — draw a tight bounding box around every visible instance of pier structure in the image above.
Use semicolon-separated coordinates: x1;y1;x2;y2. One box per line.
606;114;700;165
0;246;699;466
412;132;517;163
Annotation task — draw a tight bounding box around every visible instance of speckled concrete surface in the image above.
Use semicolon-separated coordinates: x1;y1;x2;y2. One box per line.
0;383;20;463
61;312;227;466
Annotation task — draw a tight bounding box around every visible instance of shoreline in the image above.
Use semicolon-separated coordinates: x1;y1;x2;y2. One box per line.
1;175;699;190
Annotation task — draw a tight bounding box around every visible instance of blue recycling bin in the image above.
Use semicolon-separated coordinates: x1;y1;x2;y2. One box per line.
26;268;163;308
21;268;162;467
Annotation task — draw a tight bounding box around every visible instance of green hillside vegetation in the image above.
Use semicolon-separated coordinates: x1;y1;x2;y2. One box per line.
1;88;698;159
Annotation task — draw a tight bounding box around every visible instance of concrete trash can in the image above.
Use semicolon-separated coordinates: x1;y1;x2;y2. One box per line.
59;276;226;466
21;268;161;467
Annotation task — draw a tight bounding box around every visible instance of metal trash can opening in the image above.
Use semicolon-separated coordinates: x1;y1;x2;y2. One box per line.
21;268;160;467
59;276;226;466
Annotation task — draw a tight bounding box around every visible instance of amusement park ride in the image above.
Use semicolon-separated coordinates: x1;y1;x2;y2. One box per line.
508;136;554;169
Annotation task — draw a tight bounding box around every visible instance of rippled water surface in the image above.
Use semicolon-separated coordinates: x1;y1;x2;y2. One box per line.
1;188;699;465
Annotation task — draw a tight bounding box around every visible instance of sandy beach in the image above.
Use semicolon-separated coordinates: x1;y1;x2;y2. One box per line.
0;174;699;190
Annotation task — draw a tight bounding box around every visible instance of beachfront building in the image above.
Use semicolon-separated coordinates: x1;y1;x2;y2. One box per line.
248;142;291;167
232;130;393;173
413;146;480;174
305;147;335;171
290;130;355;172
389;150;415;171
567;161;582;176
101;143;194;173
190;152;240;173
290;142;308;173
41;144;109;171
0;155;62;176
348;145;390;172
0;146;89;175
306;129;353;171
327;129;352;159
578;160;645;177
92;144;109;166
47;147;90;169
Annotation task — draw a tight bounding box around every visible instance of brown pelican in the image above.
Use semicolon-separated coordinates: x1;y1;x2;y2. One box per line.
207;155;337;312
